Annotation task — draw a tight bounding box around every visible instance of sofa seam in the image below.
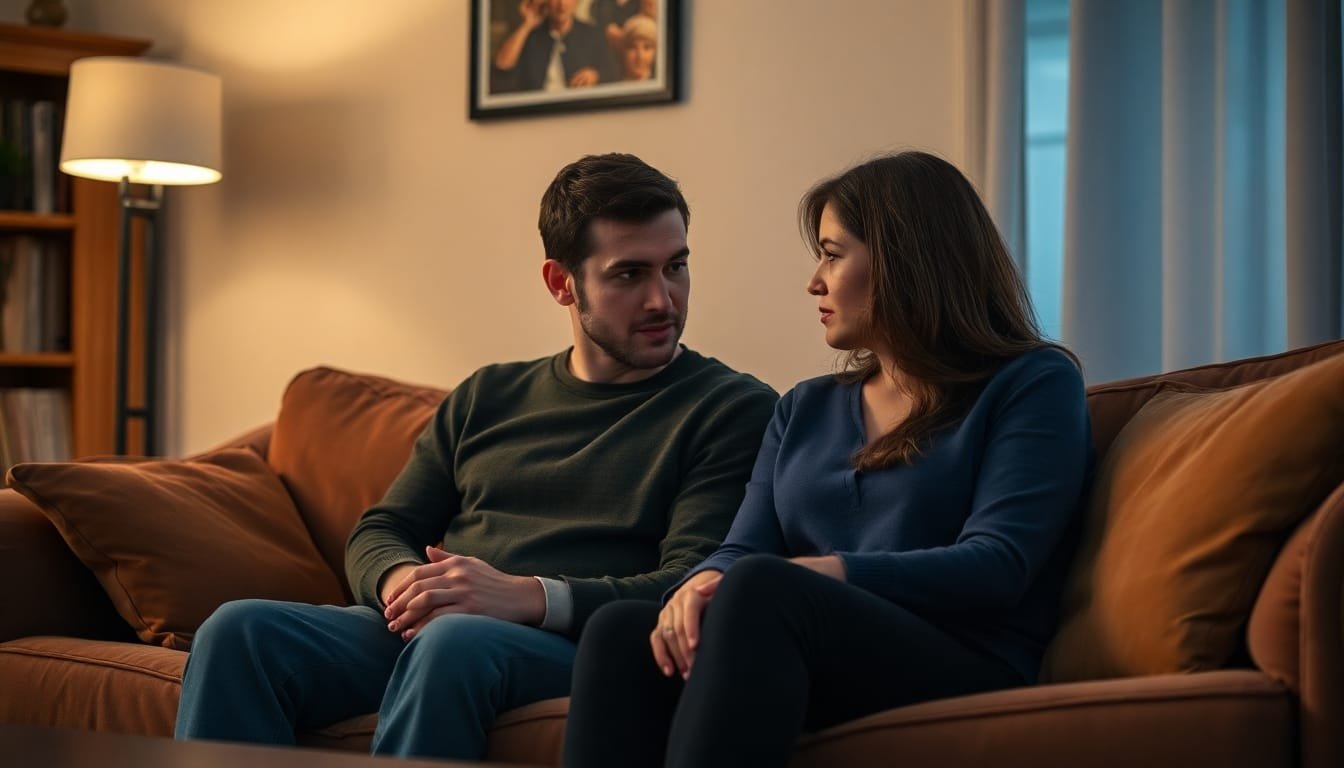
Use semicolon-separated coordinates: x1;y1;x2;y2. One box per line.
0;644;182;684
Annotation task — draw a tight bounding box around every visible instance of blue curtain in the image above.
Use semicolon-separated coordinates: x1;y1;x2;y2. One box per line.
1057;0;1339;383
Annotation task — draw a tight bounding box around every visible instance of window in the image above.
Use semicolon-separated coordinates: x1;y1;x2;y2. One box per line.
1025;0;1069;340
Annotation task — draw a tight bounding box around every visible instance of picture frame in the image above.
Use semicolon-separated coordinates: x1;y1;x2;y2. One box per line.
470;0;681;120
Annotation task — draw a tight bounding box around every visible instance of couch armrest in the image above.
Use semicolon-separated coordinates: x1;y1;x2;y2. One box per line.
1300;482;1344;768
0;488;133;644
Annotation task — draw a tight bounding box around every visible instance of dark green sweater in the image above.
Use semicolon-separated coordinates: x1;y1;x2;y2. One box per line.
345;347;777;634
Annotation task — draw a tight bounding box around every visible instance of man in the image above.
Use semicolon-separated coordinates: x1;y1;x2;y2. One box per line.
174;153;777;761
493;0;613;92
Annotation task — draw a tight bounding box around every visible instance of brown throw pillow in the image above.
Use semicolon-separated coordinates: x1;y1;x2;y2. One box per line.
267;367;445;596
6;447;346;650
1042;351;1344;682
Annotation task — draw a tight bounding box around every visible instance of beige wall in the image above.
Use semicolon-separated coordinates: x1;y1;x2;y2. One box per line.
13;0;969;455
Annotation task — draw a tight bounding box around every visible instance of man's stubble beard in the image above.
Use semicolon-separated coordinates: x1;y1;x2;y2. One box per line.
575;280;686;371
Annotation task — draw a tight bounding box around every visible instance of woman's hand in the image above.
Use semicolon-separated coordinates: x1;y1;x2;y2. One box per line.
789;554;847;581
650;569;722;679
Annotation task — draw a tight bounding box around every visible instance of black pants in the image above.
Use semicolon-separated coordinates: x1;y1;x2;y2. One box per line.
563;554;1024;768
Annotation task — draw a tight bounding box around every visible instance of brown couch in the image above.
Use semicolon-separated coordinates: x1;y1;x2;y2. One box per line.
1;341;1341;767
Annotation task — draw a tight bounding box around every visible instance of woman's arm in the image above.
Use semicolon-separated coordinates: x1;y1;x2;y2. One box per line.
666;390;795;594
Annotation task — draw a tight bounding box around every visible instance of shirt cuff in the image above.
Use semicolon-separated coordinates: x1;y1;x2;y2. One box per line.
373;558;422;610
534;576;574;633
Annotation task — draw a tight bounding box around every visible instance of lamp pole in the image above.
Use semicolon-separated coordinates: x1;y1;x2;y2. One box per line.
114;177;163;456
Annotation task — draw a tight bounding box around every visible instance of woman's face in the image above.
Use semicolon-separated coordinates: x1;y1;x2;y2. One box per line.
807;203;874;351
623;36;656;80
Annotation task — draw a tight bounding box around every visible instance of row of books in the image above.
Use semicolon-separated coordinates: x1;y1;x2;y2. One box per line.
0;98;68;214
0;388;72;470
0;235;70;353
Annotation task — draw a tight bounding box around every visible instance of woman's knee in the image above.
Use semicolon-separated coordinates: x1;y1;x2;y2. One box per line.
716;554;801;602
584;600;661;645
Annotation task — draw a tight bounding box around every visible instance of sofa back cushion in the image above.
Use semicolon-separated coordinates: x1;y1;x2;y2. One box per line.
1084;338;1344;458
268;367;446;597
6;448;346;650
1042;349;1344;681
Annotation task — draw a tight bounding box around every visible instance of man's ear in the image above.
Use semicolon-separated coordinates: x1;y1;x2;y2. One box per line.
542;259;577;306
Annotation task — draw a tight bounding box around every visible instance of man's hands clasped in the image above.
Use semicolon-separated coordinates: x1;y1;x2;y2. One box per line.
380;546;545;641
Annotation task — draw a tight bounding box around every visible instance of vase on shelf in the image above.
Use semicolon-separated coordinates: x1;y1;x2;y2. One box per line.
25;0;68;28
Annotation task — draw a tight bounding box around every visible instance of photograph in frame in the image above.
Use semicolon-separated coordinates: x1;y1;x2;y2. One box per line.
470;0;681;119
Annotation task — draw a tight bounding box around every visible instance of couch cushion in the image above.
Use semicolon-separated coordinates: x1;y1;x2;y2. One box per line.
305;674;1289;768
300;699;569;764
6;448;346;650
0;636;186;736
267;367;446;595
1043;351;1344;681
1085;337;1344;459
0;633;567;762
792;671;1292;768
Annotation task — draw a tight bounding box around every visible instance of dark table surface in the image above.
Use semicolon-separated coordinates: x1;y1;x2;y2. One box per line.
0;724;531;767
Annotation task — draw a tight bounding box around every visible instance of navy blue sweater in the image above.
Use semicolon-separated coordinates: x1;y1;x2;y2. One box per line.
688;348;1093;681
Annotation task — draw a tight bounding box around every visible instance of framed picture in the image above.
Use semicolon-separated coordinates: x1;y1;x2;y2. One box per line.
470;0;681;120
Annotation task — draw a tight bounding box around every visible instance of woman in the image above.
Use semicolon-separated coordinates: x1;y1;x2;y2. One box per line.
562;151;1093;768
619;14;657;81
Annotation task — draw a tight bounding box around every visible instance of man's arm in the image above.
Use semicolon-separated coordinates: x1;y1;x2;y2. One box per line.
346;395;464;608
494;0;545;71
558;385;778;636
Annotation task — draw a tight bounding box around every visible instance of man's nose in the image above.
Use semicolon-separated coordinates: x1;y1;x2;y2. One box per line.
646;276;674;311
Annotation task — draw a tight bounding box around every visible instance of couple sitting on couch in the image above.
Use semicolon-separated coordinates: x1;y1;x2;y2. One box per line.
174;151;1093;767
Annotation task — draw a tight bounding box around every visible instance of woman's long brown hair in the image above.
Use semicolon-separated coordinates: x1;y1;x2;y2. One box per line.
800;151;1079;470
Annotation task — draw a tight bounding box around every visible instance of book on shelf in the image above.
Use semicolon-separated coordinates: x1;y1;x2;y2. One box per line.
30;100;55;214
0;98;65;214
0;234;70;353
0;387;71;470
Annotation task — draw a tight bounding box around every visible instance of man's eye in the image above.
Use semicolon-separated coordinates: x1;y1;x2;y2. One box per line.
667;262;688;273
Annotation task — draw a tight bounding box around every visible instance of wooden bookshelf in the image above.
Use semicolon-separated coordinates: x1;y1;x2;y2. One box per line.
0;22;150;461
0;352;75;367
0;210;75;230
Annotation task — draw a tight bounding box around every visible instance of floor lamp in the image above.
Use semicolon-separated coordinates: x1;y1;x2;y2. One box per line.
58;57;222;455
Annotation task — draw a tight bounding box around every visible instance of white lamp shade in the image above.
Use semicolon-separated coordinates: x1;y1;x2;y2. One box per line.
60;57;222;186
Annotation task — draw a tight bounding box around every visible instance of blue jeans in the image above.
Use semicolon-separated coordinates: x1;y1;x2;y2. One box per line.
175;599;576;760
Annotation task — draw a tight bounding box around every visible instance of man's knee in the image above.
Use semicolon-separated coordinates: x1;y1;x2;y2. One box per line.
193;599;292;652
402;614;517;676
397;614;574;698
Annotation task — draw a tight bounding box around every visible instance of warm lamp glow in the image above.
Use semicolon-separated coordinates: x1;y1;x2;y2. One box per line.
60;158;221;185
59;57;223;186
